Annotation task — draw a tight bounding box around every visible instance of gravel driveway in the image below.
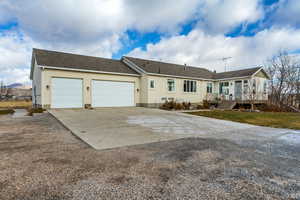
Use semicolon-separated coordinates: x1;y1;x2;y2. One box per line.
0;112;300;199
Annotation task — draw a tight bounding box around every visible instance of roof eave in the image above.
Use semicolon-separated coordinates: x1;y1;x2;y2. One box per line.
215;76;252;81
41;66;141;77
29;50;36;80
146;72;214;81
251;67;271;79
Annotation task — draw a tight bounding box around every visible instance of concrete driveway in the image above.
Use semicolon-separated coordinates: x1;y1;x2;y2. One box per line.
49;107;299;150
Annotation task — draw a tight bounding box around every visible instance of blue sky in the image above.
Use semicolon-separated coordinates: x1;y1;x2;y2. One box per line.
0;0;300;84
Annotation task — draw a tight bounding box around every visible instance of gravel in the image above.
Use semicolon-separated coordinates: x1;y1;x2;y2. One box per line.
0;113;299;200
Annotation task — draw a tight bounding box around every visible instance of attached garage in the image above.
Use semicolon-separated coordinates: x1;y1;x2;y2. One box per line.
30;49;141;109
92;80;135;107
51;78;83;108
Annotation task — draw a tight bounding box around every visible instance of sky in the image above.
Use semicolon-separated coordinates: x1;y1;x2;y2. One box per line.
0;0;300;85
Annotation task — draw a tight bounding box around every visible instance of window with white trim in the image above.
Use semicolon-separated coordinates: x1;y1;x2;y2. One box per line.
252;79;256;94
243;80;249;94
167;79;175;92
184;80;197;92
263;80;267;94
150;80;155;88
207;83;213;93
220;82;229;95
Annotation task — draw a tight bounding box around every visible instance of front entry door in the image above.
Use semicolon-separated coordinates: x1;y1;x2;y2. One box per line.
235;81;242;100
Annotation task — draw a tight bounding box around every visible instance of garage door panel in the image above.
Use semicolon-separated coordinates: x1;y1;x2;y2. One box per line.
92;80;134;107
51;78;83;108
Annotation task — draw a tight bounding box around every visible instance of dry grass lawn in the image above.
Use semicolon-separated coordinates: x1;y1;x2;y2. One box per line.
0;101;32;108
188;110;300;130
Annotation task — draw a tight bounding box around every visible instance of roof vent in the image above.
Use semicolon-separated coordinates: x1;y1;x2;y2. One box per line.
184;64;187;71
213;70;216;73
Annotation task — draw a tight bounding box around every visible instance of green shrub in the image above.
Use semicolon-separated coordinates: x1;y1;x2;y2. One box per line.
27;107;46;116
160;101;190;110
202;100;210;109
196;104;204;109
182;102;191;110
0;109;15;115
175;102;184;110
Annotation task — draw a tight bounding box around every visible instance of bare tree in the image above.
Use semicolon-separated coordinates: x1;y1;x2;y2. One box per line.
295;63;300;109
243;78;259;111
265;51;299;108
0;80;5;100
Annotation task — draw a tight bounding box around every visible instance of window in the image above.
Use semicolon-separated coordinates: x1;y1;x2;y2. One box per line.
263;80;267;94
252;79;256;94
219;82;229;95
184;80;197;92
243;80;249;94
207;83;213;93
167;79;175;92
150;80;155;88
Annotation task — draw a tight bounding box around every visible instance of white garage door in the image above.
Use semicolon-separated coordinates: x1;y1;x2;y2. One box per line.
92;80;134;107
51;78;83;108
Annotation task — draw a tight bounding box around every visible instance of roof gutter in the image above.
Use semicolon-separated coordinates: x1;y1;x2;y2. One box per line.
40;66;141;77
216;76;252;81
39;65;264;81
146;72;255;81
146;72;214;81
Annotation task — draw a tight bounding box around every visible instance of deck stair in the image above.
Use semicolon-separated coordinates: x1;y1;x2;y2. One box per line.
217;100;237;110
288;105;300;112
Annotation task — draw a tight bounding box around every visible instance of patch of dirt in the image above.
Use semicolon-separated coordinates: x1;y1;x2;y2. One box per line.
0;113;299;200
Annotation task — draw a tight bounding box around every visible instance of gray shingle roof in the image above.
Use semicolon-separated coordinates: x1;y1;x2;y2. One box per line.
33;49;139;75
125;56;263;80
124;57;214;79
213;67;262;79
32;49;265;80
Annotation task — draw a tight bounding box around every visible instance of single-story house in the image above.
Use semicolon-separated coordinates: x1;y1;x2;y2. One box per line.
30;48;270;109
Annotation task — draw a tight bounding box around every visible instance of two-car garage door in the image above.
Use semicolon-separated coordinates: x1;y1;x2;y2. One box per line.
51;78;134;108
91;80;134;107
51;78;83;108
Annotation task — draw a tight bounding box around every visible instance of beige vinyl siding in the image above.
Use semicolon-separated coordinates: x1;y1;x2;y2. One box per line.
145;75;207;104
41;68;141;107
254;70;268;78
139;75;149;104
32;59;42;105
252;76;268;100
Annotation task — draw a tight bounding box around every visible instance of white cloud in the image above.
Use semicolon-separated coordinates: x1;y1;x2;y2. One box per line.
271;0;300;27
1;0;201;42
0;31;34;84
0;0;299;84
0;0;204;84
197;0;264;34
128;27;300;72
124;0;200;33
1;0;263;42
0;68;30;85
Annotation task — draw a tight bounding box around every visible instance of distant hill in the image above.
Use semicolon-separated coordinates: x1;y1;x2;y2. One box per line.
2;83;31;89
6;83;23;88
